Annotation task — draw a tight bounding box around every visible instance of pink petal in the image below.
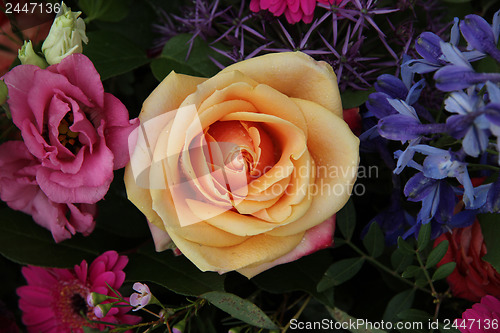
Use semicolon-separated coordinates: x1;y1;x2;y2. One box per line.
103;94;140;169
49;53;105;109
74;260;89;284
92;271;116;289
3;64;40;131
239;216;336;278
68;203;97;235
21;266;58;287
300;0;316;15
17;286;53;306
35;140;114;204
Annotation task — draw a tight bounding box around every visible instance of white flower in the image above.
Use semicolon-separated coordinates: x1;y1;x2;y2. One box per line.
41;2;88;65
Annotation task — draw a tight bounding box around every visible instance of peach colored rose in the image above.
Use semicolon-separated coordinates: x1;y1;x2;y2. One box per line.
125;52;359;278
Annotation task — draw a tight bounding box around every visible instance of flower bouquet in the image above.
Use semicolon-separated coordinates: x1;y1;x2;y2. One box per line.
0;0;499;332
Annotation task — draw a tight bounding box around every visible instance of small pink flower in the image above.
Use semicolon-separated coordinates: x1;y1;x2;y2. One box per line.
457;295;500;333
129;282;152;311
250;0;343;24
16;251;141;333
2;53;139;205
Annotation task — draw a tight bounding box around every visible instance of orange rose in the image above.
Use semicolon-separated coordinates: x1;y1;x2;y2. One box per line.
125;52;359;278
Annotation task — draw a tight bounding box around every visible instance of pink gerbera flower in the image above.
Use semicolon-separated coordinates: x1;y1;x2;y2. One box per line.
250;0;343;24
17;251;141;332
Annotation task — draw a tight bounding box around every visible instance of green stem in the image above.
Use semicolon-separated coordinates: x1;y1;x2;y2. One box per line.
281;295;311;333
467;163;500;171
346;241;432;295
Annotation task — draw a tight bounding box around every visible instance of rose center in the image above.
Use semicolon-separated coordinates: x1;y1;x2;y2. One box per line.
206;120;277;181
58;112;82;154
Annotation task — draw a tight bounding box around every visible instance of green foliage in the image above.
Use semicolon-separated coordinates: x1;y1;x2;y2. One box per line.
397;237;415;255
79;0;133;22
0;208;120;267
391;249;414;273
150;34;228;80
201;291;278;329
126;244;225;296
382;289;415;323
432;262;456;281
341;88;375;109
417;223;431;252
337;198;356;241
426;240;449;269
317;257;365;291
84;31;150;81
363;222;385;258
252;251;334;307
479;213;500;274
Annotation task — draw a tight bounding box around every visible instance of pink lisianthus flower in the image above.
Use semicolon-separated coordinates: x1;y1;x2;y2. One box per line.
17;251;141;333
0;141;96;242
2;53;139;205
457;295;500;333
249;0;342;24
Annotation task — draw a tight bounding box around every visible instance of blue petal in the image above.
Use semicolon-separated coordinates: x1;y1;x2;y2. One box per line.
444;91;477;115
405;79;426;106
415;32;445;64
484;177;500;213
462;124;489;157
422;154;453;180
387;99;419;119
450;17;460;45
486;81;500;103
418;182;441;223
404;59;442;75
434;181;456;224
467;183;491;210
439;42;472;68
446;114;475;139
378;115;422;141
366;92;398;119
460;14;497;55
404;172;437;202
493;9;500;42
448;210;476;229
374;74;408;99
434;65;476;91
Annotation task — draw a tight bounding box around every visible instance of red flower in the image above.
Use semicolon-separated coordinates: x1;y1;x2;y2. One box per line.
434;220;500;302
17;251;140;332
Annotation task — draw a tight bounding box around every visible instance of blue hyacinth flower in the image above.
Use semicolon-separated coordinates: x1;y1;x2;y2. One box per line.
444;90;489;157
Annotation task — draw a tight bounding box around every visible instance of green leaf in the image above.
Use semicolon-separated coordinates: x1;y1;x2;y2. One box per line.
432;262;456;281
397;237;414;255
426;240;449;269
150;34;227;81
417;223;431;251
341;88;375;109
337;199;356;241
382;289;415;323
397;309;432;322
79;0;132;22
251;251;334;307
391;249;414;273
327;307;388;333
201;291;277;329
317;257;365;292
0;208;116;267
478;213;500;274
84;31;150;81
401;265;421;279
126;244;225;296
362;222;385;258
